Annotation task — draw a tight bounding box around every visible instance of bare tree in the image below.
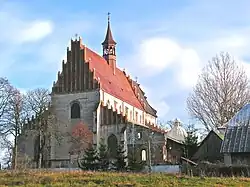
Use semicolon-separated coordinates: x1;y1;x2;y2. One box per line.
23;88;67;168
23;88;51;168
0;135;13;169
65;122;93;168
69;122;93;155
187;52;250;131
33;108;64;168
24;88;50;115
157;119;173;130
0;78;25;169
0;78;15;128
5;90;27;169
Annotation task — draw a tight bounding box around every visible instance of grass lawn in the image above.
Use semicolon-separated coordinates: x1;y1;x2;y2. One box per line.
1;170;250;187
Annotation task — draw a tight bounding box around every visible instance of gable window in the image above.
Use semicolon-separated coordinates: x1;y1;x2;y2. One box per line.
71;102;81;119
141;149;146;161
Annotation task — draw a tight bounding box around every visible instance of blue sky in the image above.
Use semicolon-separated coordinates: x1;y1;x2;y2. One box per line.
1;0;250;124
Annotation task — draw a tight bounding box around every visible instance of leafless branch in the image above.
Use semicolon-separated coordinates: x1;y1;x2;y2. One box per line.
187;52;250;131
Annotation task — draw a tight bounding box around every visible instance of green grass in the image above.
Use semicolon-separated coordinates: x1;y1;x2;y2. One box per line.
0;170;250;187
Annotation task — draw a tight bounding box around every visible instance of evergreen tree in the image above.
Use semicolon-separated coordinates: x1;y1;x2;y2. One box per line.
78;144;98;170
183;124;199;159
97;139;109;171
127;155;145;172
113;144;127;171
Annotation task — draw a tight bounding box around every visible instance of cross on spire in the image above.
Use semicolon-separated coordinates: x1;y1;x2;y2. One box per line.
107;12;111;22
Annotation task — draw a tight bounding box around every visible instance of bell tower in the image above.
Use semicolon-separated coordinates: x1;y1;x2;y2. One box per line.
102;13;117;74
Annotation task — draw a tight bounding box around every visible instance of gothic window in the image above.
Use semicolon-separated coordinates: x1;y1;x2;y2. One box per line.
135;112;138;122
141;149;147;161
71;102;81;119
108;134;118;158
130;111;132;120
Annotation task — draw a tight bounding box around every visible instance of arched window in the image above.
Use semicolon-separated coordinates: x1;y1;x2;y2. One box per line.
141;149;147;161
71;102;81;119
108;134;118;158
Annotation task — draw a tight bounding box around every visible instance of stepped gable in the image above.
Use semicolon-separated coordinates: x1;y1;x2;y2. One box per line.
82;45;144;110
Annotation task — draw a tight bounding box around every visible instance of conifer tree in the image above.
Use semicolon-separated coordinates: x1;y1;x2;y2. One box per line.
78;144;98;170
183;124;198;159
113;144;127;171
97;139;109;171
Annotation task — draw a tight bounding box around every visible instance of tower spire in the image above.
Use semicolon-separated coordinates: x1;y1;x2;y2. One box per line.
102;12;116;45
102;12;117;75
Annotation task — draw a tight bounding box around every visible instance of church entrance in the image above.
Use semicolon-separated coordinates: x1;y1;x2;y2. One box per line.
107;134;118;158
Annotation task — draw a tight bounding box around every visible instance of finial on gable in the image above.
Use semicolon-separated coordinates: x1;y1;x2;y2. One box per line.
75;33;78;40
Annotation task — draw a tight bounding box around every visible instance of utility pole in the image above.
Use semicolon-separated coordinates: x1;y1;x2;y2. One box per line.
148;131;154;172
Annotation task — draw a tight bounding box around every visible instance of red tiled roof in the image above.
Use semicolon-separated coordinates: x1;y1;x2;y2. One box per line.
82;45;143;110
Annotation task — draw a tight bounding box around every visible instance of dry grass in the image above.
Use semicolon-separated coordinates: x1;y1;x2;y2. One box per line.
0;170;250;186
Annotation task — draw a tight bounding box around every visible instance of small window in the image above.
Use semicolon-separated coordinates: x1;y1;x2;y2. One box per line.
135;112;138;122
141;150;146;161
137;132;141;139
130;111;132;120
71;102;80;119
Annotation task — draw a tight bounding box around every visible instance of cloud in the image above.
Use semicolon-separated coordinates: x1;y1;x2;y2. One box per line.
130;37;201;88
17;21;53;43
138;38;181;73
0;10;53;45
178;49;201;88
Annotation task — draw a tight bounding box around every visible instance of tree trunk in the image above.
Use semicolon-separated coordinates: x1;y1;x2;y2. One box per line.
12;136;18;170
38;130;42;168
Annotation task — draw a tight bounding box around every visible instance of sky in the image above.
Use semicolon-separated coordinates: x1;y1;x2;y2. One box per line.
1;0;250;124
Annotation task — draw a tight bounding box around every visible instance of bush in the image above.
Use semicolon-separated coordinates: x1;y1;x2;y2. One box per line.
185;162;250;177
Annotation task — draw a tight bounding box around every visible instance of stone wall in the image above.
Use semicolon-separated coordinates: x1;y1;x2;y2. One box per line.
126;124;165;165
50;90;100;167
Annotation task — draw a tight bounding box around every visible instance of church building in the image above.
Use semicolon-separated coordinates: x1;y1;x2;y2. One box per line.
19;16;167;168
